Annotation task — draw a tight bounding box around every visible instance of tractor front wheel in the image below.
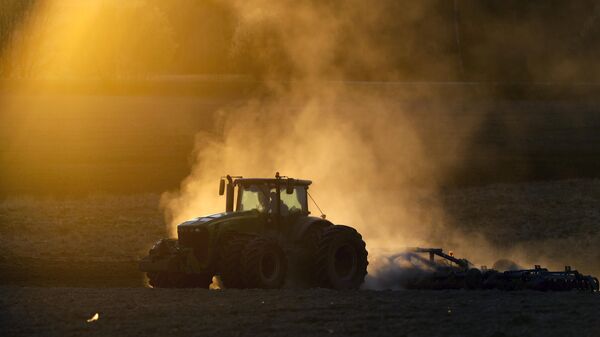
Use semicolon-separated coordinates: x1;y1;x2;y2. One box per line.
219;233;252;288
241;237;287;289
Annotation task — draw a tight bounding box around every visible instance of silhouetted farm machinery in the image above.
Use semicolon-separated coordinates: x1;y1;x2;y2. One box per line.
140;174;368;289
394;248;599;292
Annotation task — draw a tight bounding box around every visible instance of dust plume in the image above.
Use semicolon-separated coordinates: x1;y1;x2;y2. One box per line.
160;1;485;276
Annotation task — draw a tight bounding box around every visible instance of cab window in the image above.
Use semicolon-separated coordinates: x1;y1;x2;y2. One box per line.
237;184;268;212
279;186;308;216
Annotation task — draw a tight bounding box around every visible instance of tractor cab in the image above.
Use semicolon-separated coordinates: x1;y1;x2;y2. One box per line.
219;173;311;218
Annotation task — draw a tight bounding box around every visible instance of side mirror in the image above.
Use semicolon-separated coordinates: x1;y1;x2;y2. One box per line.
219;179;225;195
286;179;294;194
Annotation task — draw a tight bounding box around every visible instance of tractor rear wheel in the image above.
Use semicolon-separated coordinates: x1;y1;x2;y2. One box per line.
314;225;368;289
241;237;287;289
219;233;252;288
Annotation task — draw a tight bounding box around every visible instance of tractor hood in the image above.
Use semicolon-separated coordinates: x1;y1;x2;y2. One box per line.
177;210;259;231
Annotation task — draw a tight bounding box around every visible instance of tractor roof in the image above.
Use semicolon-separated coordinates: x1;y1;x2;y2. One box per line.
234;177;312;187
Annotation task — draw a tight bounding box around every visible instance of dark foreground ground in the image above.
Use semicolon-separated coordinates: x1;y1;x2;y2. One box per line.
1;287;598;337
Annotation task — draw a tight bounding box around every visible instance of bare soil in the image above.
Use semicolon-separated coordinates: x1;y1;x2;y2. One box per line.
1;287;599;337
1;179;598;287
0;180;599;337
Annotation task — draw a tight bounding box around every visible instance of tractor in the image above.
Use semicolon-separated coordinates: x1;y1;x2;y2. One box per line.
140;173;368;289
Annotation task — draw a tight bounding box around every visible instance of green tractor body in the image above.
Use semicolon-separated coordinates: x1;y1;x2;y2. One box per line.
140;174;368;289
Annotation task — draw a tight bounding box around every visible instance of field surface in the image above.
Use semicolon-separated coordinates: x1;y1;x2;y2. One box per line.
0;180;598;336
1;179;599;288
1;287;599;337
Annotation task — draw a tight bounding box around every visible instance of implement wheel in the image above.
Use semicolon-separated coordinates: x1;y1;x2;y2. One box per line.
464;268;483;289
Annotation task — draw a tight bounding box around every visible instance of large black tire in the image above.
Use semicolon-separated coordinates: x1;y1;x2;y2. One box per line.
314;225;368;289
302;224;328;253
147;272;212;288
218;233;252;288
241;237;287;289
147;239;212;288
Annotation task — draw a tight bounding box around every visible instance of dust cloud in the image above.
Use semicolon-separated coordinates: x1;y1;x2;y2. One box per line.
159;1;490;283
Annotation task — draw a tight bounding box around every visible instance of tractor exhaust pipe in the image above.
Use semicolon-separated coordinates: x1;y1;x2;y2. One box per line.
226;175;234;212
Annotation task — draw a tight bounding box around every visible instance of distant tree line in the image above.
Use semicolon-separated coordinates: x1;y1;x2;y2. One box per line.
0;0;599;82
